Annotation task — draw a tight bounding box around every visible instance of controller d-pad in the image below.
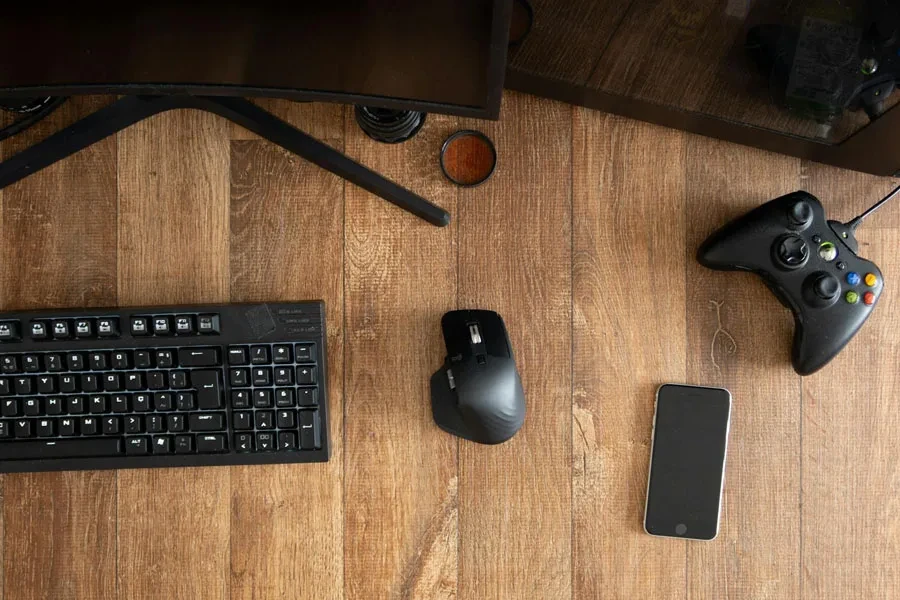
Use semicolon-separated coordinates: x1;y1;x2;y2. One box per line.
774;234;809;269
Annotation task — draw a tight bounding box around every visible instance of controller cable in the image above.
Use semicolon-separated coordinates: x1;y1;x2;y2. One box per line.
0;96;67;143
844;181;900;233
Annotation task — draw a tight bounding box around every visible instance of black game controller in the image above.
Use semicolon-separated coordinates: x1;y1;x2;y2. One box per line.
747;0;900;124
698;191;884;375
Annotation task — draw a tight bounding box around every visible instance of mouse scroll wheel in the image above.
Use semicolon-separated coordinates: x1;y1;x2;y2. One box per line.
468;323;482;345
446;369;456;390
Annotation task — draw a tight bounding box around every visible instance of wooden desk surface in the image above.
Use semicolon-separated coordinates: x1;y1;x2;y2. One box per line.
0;92;896;600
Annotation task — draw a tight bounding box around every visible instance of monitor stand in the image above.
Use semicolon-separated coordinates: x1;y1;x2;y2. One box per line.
0;95;450;227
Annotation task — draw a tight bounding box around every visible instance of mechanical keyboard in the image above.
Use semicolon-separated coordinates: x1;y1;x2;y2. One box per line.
0;302;329;473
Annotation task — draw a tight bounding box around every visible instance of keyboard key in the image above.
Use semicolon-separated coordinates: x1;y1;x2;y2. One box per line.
192;370;222;409
14;377;33;395
46;397;63;415
196;434;227;453
273;345;292;364
152;436;172;454
167;414;186;433
146;415;164;433
133;393;152;412
177;348;220;367
23;398;40;416
102;416;120;435
277;410;295;429
81;374;100;393
0;379;9;396
154;393;174;411
299;410;321;449
111;394;130;413
36;375;56;394
189;413;225;431
197;315;220;334
169;371;188;389
111;351;130;369
66;396;86;414
36;419;54;437
125;373;143;391
45;354;64;372
255;411;274;430
156;350;175;368
253;389;272;408
97;318;119;337
275;389;295;407
130;317;150;336
175;435;194;454
295;344;314;362
134;350;153;369
231;390;250;409
67;353;86;371
274;367;293;385
296;366;316;385
227;346;248;365
0;422;8;438
278;431;297;451
0;322;19;342
297;388;317;407
235;433;253;452
59;375;78;393
252;367;272;386
0;356;18;374
2;399;19;417
103;373;122;392
0;438;122;460
81;417;99;436
125;415;143;434
22;355;40;372
74;319;94;338
174;315;194;334
89;352;108;370
153;317;172;335
126;437;149;455
29;321;48;340
147;372;166;390
233;412;252;430
229;368;249;387
250;346;269;364
176;392;196;411
51;320;71;339
59;418;77;436
89;395;107;414
257;432;275;452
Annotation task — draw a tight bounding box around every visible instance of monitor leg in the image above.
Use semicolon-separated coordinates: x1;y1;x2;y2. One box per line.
0;95;450;227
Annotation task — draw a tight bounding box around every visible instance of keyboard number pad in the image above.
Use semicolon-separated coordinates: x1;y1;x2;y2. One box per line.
228;343;321;453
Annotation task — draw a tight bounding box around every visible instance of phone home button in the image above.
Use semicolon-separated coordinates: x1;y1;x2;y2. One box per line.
675;523;688;536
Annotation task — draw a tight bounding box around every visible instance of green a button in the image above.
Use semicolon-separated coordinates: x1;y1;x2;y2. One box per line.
845;291;859;304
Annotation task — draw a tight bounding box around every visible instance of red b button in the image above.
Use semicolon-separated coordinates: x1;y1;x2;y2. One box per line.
863;291;876;306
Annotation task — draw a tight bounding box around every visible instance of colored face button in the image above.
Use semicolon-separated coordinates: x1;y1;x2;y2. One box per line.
864;291;876;306
865;273;878;287
818;241;838;262
846;272;860;285
845;291;859;304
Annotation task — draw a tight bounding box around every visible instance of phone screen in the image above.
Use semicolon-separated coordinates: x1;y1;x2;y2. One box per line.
644;384;731;540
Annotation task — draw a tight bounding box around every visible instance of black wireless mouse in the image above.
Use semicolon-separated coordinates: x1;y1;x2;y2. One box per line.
430;310;526;444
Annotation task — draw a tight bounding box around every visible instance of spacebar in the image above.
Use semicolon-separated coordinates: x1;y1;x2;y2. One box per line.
0;438;123;460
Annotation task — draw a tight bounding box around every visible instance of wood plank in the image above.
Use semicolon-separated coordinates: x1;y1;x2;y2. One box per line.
684;139;802;598
228;105;344;600
800;165;900;599
571;111;687;599
0;96;118;600
455;93;571;600
230;99;344;142
343;109;458;600
116;109;231;600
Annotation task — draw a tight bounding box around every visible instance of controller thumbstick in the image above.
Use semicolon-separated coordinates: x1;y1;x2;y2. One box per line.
788;201;813;229
813;273;839;301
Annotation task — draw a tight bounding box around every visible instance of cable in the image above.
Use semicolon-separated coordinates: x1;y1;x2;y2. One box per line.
0;97;67;143
844;181;900;232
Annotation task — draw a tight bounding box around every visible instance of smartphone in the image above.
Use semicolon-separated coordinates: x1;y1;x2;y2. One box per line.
644;383;732;541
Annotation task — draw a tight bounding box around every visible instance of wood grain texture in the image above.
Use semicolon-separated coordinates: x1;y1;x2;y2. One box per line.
116;109;231;600
457;93;571;600
572;111;688;600
228;105;344;600
343;108;459;600
800;165;900;599
684;139;802;598
230;99;345;142
0;96;118;600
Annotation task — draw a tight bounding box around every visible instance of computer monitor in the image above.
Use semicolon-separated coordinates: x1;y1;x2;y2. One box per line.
0;2;510;119
0;2;513;227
